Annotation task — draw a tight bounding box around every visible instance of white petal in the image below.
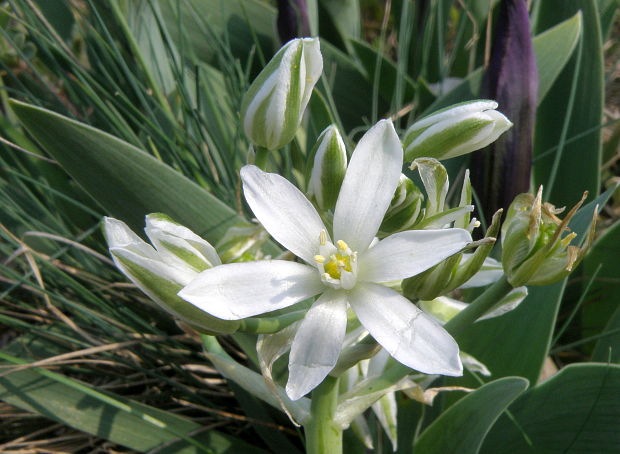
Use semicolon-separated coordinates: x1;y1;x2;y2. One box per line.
241;165;327;263
299;38;323;110
265;41;301;145
145;214;221;267
103;217;157;259
287;290;348;400
110;247;193;288
349;283;462;376
359;229;472;283
334;120;403;252
178;260;323;320
409;100;498;132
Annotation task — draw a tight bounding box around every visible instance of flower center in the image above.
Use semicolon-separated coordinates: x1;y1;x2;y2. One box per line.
313;231;358;290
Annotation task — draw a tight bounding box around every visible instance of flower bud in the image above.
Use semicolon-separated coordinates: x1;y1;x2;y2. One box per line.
402;205;502;301
408;158;475;230
403;100;512;162
501;188;596;286
378;174;424;236
104;215;239;334
241;38;323;150
216;221;270;263
419;286;528;324
307;125;347;212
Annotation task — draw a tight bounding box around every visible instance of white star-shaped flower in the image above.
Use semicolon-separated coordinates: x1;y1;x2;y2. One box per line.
179;119;471;399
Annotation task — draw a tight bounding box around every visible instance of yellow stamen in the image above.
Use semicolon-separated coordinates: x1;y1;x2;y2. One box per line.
319;230;327;246
314;255;325;263
336;240;349;251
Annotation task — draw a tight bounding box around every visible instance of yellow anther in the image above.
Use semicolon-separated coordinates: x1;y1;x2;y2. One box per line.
314;255;326;263
473;220;481;228
319;230;327;246
338;260;346;267
336;240;348;251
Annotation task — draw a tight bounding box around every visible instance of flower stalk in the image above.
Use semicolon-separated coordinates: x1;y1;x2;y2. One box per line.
305;376;342;454
443;275;513;341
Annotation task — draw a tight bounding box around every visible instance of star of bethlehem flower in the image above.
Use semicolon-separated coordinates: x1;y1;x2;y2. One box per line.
179;120;472;400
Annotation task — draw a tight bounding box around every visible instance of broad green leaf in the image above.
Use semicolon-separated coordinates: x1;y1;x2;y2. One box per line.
423;12;582;115
533;12;582;103
320;42;387;131
448;187;615;391
33;0;74;41
533;1;603;207
0;352;267;453
318;0;361;54
159;0;275;67
119;0;179;96
349;38;417;109
584;220;620;362
9;100;243;243
599;0;620;40
481;363;620;454
414;377;528;454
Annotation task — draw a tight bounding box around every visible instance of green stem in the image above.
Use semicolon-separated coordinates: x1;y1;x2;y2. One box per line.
305;376;342;454
254;146;270;170
238;311;305;334
444;275;512;341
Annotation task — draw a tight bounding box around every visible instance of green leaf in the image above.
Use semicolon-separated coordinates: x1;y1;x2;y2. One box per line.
598;0;620;40
0;351;267;453
118;0;179;96
320;42;386;131
9;99;243;243
159;0;275;66
423;12;582;115
349;38;417;108
318;0;361;54
481;363;620;454
449;186;615;389
533;1;604;207
533;11;582;104
414;377;528;454
584;220;620;362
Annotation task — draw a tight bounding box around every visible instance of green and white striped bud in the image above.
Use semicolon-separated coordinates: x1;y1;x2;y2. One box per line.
403;100;512;162
241;37;323;151
307;125;347;212
104;215;239;334
501;188;596;286
378;174;423;236
216;221;270;263
419;286;528;324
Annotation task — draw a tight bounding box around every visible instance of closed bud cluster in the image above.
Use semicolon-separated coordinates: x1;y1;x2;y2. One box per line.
401;163;500;300
307;125;347;212
501;187;596;286
241;38;322;151
409;158;475;230
403;100;512;162
104;214;239;334
403;210;501;300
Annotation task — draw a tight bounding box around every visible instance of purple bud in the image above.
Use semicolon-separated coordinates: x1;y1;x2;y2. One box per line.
471;0;538;221
277;0;311;44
